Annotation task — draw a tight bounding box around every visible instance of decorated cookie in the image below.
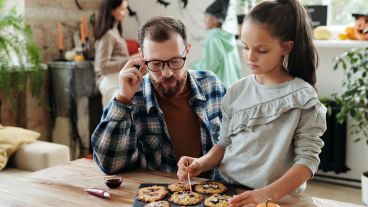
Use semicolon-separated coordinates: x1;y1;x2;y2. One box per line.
137;185;168;202
194;181;227;194
144;200;171;207
168;181;191;192
168;191;203;206
204;194;231;207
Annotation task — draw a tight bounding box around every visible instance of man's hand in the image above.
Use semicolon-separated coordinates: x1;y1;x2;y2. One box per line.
228;188;269;207
116;58;147;104
177;156;203;180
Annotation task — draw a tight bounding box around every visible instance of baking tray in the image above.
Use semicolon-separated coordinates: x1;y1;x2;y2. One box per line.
133;183;238;207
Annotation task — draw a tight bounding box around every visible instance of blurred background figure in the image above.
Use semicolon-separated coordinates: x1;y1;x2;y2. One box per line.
191;0;241;87
94;0;140;107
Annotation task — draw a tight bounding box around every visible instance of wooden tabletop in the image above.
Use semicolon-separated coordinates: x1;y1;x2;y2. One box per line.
0;159;364;207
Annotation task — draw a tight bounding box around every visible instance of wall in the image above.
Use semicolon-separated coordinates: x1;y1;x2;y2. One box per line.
24;0;239;63
0;70;49;141
25;0;100;62
2;0;24;14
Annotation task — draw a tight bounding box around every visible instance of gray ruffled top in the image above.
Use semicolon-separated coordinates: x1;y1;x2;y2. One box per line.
217;75;327;195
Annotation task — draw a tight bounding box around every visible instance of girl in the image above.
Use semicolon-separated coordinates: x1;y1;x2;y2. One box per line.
94;0;139;107
177;0;327;206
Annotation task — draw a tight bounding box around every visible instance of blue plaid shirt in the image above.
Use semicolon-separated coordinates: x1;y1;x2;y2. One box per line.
91;70;226;179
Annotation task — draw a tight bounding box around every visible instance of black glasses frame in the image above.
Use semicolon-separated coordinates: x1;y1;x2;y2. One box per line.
144;56;187;72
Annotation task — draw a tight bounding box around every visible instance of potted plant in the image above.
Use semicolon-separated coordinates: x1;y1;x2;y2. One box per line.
333;46;368;205
0;0;44;118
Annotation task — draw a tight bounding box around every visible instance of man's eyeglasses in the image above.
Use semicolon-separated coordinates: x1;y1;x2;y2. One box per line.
144;50;187;72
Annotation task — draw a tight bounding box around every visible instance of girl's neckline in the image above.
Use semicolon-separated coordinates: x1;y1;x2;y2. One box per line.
251;74;295;89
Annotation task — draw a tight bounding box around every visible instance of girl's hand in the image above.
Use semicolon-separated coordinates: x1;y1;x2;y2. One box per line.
116;58;147;103
177;156;203;180
228;188;269;207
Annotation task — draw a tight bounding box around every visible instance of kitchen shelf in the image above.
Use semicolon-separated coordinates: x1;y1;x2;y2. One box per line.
314;40;368;48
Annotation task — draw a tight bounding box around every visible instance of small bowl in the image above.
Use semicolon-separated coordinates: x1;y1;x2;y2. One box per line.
104;177;124;189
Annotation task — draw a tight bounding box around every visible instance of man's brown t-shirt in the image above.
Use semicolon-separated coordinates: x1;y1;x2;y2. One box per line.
156;84;202;161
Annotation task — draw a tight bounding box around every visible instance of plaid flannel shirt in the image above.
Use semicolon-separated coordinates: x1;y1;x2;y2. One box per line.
91;70;226;179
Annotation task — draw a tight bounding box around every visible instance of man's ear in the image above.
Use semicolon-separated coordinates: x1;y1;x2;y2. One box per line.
185;43;192;54
281;41;294;55
138;48;143;57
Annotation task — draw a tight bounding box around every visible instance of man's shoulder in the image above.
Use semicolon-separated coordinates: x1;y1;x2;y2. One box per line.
189;70;224;86
188;70;226;94
189;69;219;81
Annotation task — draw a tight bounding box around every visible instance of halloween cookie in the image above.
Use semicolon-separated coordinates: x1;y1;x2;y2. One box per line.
168;191;203;206
204;194;231;207
138;185;168;202
168;181;191;192
194;181;227;194
144;200;171;207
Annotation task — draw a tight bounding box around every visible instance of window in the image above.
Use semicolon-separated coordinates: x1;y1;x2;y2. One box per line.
236;0;366;26
301;0;367;25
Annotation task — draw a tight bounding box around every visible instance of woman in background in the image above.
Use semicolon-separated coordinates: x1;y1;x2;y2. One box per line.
94;0;139;107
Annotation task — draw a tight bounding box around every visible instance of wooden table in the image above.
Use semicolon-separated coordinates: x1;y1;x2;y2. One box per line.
0;159;364;207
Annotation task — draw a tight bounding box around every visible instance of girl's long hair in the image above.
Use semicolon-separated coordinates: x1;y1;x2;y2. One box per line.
245;0;318;86
94;0;124;40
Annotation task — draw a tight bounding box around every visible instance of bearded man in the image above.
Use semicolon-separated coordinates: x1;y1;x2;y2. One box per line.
91;16;226;179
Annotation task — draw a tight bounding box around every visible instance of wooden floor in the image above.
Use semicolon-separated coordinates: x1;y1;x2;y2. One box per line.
306;180;364;205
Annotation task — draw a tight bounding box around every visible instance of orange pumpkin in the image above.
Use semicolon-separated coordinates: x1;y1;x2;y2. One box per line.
345;26;357;40
256;202;280;207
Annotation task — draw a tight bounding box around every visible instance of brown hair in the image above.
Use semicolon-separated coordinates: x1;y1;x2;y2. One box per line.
137;16;188;49
94;0;125;40
245;0;318;86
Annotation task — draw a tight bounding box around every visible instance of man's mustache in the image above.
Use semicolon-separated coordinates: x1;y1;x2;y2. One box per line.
160;76;175;82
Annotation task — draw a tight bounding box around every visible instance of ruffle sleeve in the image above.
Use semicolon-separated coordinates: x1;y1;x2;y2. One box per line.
218;86;326;149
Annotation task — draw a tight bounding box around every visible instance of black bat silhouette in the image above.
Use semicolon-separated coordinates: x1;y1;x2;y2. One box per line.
74;0;82;10
181;0;188;9
127;6;137;17
157;0;170;7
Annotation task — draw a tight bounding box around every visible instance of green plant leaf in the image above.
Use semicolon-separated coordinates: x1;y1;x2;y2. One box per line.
0;3;44;111
333;46;368;145
354;138;361;143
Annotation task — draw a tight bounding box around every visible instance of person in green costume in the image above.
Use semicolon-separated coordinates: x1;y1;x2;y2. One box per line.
191;0;241;86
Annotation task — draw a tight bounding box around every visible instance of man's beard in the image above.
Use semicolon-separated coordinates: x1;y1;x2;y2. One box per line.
151;72;187;98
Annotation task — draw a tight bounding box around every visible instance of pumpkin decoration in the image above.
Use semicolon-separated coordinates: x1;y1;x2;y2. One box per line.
352;13;368;40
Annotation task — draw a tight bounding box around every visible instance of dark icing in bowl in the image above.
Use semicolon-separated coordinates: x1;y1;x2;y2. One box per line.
104;177;123;189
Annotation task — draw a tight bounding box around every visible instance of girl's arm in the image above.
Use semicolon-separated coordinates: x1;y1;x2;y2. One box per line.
263;164;311;200
197;144;225;172
228;164;311;206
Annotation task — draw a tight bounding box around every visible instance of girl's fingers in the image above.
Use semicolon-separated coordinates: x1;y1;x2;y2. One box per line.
229;198;252;207
187;164;196;174
177;157;191;180
229;192;250;204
